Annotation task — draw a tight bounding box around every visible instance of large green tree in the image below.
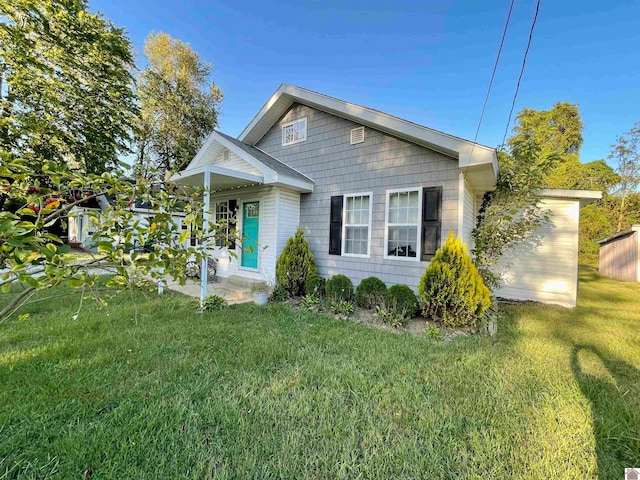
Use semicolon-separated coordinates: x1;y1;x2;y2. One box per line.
0;0;138;174
510;102;583;167
608;122;640;231
134;32;223;180
473;103;584;286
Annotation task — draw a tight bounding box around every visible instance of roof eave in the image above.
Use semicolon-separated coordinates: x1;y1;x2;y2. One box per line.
239;84;498;183
535;188;603;208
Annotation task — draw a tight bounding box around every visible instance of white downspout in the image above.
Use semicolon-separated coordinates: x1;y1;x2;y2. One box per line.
200;169;211;307
457;171;465;240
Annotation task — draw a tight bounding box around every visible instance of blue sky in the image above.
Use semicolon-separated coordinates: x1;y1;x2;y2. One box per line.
91;0;640;163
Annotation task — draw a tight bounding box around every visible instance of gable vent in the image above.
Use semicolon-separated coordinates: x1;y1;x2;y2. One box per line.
223;149;230;162
350;126;365;145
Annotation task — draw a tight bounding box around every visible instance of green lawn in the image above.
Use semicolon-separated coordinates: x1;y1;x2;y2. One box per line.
1;267;638;479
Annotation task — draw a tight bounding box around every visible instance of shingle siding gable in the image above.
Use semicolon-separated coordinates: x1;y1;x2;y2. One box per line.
255;103;460;289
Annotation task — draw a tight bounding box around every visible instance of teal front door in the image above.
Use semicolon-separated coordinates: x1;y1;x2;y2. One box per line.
241;201;259;269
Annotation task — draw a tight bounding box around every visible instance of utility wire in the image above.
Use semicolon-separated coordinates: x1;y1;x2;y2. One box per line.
462;0;515;172
501;0;542;147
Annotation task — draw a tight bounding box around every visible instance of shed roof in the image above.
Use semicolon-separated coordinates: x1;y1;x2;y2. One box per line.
597;225;640;245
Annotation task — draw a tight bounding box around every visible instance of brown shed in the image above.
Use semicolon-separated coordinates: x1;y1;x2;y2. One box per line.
598;225;640;282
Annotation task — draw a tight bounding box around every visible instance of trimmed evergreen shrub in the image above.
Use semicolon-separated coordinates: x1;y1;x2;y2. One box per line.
325;274;353;302
418;232;492;328
355;276;387;309
385;284;419;318
275;228;317;296
202;295;227;311
305;275;326;297
269;284;289;302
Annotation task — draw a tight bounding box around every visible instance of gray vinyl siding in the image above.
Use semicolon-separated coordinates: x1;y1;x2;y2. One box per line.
255;103;460;289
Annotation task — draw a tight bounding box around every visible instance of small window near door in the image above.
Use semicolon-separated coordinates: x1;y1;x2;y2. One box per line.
213;200;237;249
245;202;259;218
214;201;230;248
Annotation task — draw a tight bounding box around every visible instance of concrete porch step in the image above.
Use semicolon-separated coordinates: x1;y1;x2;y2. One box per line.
212;282;253;305
219;275;266;289
164;278;255;305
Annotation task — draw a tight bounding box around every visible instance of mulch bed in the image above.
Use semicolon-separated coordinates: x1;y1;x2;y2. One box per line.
288;297;476;340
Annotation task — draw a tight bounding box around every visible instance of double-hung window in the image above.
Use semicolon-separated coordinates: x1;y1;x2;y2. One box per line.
281;117;307;146
385;189;421;259
330;187;441;260
342;193;372;257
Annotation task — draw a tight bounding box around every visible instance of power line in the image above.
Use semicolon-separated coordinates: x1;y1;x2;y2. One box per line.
463;0;515;172
501;0;542;147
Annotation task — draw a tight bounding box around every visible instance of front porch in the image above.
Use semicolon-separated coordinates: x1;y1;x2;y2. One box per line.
170;129;313;305
164;275;266;305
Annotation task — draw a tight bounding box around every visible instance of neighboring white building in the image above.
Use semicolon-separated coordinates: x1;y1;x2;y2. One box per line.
67;203;187;250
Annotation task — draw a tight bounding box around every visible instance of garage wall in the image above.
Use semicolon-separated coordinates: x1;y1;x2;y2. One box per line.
494;197;580;308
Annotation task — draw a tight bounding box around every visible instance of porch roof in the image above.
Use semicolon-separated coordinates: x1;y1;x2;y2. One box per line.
172;130;314;193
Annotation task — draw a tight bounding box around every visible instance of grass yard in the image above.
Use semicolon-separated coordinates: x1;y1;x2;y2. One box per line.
1;267;639;479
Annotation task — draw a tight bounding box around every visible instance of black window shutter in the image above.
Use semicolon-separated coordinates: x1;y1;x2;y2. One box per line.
421;187;442;261
228;199;237;250
329;195;343;255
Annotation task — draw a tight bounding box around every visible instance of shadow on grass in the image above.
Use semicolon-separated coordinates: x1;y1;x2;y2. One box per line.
570;345;640;478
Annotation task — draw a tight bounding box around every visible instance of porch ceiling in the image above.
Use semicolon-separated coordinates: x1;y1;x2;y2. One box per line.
171;165;263;191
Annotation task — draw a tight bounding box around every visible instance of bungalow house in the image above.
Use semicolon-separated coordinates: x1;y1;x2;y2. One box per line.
172;84;601;308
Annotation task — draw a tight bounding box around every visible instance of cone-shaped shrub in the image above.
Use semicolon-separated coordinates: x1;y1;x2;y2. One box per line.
276;228;317;296
418;232;491;328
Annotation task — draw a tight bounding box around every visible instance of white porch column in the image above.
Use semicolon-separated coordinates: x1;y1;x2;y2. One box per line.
200;169;211;307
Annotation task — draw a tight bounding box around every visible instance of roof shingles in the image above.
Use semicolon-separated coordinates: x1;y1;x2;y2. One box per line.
215;131;313;185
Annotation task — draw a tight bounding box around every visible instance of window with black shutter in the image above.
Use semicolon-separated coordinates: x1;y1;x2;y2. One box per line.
329;195;343;255
421;186;442;261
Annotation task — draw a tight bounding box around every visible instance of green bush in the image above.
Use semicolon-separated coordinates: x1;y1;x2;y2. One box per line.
425;324;444;341
325;274;353;302
269;284;289;302
328;299;355;317
201;295;227;311
373;304;407;328
275;228;317;296
305;275;326;297
355;276;387;309
385;284;419;318
418;232;491;328
301;294;322;312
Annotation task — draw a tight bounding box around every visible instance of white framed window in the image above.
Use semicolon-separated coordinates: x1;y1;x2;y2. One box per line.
281;117;307;146
214;201;230;247
384;188;421;261
342;192;372;257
